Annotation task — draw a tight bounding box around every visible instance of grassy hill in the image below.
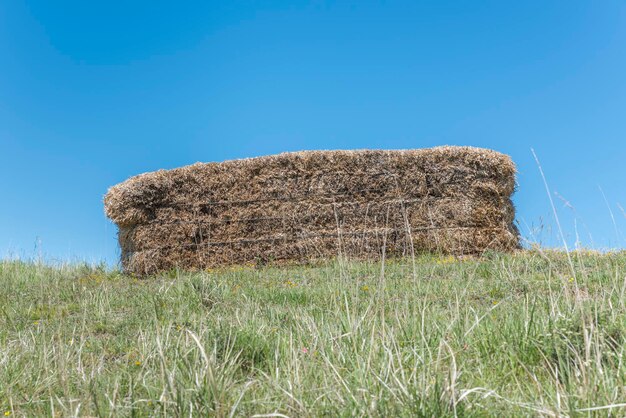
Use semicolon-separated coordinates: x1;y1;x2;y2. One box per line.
1;251;626;417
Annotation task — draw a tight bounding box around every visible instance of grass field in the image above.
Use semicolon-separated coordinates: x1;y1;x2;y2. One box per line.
1;251;626;417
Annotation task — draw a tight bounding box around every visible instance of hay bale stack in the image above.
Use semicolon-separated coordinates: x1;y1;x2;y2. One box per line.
105;146;519;275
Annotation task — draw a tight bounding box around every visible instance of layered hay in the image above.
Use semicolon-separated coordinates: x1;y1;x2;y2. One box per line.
105;146;519;275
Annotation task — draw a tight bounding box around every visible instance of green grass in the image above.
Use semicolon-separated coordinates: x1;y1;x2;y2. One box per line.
2;251;626;417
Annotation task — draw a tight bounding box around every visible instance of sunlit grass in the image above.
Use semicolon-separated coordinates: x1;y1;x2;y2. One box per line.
1;251;626;416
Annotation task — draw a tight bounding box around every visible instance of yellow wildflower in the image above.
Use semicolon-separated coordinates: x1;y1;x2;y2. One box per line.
135;361;142;366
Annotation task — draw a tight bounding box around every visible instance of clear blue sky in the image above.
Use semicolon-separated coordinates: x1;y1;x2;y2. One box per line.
2;1;625;265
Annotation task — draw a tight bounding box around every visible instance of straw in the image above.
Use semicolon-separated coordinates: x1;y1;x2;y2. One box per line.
104;146;519;275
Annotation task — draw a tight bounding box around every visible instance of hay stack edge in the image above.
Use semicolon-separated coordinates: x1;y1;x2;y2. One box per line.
105;146;519;275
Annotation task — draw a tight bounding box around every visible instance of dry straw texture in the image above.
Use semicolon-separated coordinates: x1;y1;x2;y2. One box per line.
105;146;519;275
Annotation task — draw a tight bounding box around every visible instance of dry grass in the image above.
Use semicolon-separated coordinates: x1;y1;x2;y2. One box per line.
105;147;519;275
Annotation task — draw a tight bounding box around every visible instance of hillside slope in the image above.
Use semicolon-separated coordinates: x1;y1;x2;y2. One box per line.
1;251;625;416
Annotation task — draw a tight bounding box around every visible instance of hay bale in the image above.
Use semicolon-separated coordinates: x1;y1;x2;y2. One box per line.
105;146;519;275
